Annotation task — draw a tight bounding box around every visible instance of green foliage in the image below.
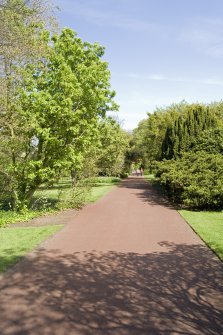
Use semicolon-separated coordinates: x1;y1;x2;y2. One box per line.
0;0;50;60
0;210;45;227
131;101;222;167
0;0;54;210
162;104;220;159
34;176;120;207
97;117;130;176
0;1;130;213
128;119;149;169
130;102;186;169
156;152;223;209
180;210;223;260
132;101;223;210
190;127;223;154
0;26;118;210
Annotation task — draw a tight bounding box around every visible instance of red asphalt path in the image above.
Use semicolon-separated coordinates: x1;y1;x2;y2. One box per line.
0;177;223;335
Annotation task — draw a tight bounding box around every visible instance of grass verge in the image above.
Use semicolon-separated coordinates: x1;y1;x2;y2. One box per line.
0;225;63;273
86;177;120;203
179;210;223;261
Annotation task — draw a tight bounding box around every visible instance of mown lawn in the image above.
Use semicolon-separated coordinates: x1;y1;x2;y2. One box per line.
0;225;63;273
86;177;120;202
179;210;223;261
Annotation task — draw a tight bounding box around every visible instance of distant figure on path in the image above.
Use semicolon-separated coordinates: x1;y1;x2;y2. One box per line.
140;167;144;176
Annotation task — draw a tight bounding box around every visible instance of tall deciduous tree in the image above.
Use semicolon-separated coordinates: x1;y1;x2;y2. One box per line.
1;27;118;209
130;103;182;169
97;117;129;176
0;0;54;209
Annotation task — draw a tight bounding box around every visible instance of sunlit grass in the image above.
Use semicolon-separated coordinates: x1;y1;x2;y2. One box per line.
0;225;63;272
86;176;120;202
179;210;223;260
86;185;116;203
144;174;156;181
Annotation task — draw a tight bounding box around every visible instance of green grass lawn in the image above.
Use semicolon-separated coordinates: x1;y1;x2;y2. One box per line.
86;184;116;202
0;225;63;273
35;176;72;200
86;176;120;203
179;210;223;260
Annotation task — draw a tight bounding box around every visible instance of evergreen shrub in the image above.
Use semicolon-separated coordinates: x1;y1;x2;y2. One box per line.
156;152;223;209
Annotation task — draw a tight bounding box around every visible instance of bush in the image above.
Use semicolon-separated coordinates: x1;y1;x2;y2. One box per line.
156;152;223;209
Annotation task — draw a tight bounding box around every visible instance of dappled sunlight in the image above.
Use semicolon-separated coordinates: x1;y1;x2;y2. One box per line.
119;177;176;209
0;243;222;335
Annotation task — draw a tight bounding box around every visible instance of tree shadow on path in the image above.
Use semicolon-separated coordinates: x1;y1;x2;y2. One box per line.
0;242;223;335
120;177;176;209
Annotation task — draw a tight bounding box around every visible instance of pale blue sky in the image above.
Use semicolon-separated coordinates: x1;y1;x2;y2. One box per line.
55;0;223;129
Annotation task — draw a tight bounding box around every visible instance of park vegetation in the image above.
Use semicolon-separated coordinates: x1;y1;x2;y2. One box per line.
0;0;130;214
2;0;222;272
1;1;222;219
131;101;223;209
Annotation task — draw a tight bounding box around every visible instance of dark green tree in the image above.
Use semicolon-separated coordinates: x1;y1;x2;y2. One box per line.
161;104;219;159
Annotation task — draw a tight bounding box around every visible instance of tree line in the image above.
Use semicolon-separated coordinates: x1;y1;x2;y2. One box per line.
2;0;222;212
130;101;223;209
0;0;129;211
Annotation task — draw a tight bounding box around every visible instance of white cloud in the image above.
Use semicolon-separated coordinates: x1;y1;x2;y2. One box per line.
200;77;223;85
113;72;223;86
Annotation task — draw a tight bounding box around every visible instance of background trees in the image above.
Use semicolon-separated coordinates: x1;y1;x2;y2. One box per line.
15;28;118;207
130;103;184;170
0;1;129;211
131;101;223;209
3;1;222;211
97;117;129;177
161;104;219;159
0;0;53;209
156;152;223;209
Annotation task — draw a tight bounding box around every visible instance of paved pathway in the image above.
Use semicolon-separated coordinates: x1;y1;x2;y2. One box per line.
0;177;223;335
